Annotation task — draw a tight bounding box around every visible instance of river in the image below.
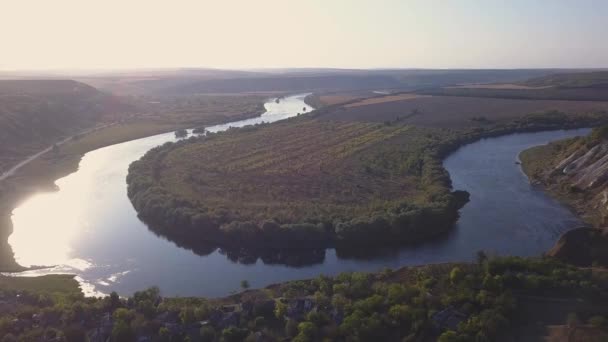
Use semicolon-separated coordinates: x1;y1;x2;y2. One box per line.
7;94;588;297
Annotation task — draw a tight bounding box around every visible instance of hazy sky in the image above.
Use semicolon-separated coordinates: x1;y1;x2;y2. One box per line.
1;0;607;70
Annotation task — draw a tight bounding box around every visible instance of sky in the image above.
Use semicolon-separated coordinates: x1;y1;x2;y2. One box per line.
1;0;607;70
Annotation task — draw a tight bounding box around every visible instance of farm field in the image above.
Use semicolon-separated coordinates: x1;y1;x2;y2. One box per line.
344;94;428;108
321;95;608;127
127;116;471;249
419;86;608;102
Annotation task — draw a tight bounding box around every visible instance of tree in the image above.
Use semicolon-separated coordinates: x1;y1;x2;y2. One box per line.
112;308;134;323
294;322;317;342
200;326;216;342
240;280;250;290
175;129;188;138
450;267;464;284
437;330;459;342
274;301;287;320
63;325;86;342
285;319;299;337
476;250;488;266
387;284;407;304
112;320;134;342
307;311;329;326
180;306;196;324
158;327;171;342
388;304;412;326
109;291;121;311
222;327;248;342
314;291;330;309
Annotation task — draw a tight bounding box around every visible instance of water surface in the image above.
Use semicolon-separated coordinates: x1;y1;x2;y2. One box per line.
8;97;588;297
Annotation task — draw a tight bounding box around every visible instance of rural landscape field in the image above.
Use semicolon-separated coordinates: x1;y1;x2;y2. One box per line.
1;1;608;341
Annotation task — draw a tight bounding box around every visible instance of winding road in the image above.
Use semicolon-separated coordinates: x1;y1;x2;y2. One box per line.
0;123;115;182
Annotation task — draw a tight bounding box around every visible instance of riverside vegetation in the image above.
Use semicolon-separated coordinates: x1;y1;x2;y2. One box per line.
1;255;607;342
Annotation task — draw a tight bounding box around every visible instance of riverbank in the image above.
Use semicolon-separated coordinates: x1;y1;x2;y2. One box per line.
520;126;608;266
2;255;607;341
0;104;269;272
519;126;608;227
0;122;189;271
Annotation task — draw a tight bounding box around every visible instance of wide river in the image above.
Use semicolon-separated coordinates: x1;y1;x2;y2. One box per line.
8;94;588;297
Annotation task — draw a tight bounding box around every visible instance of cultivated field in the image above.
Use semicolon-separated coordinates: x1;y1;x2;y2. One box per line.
128;116;470;249
321;95;608;128
344;94;428;108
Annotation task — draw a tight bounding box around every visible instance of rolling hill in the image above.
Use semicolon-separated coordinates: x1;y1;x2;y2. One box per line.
0;80;131;173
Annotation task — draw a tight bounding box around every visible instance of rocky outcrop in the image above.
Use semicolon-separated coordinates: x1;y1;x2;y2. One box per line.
545;138;608;226
526;130;608;266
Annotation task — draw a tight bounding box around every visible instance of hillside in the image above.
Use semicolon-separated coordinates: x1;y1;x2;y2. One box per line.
415;71;608;102
73;68;559;96
0;80;130;173
520;126;608;227
521;126;608;266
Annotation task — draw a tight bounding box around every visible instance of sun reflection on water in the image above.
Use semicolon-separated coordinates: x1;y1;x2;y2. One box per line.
9;167;96;267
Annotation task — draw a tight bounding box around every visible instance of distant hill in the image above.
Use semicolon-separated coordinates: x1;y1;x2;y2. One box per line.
162;74;403;94
0;80;130;172
523;71;608;88
73;68;560;96
419;71;608;101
